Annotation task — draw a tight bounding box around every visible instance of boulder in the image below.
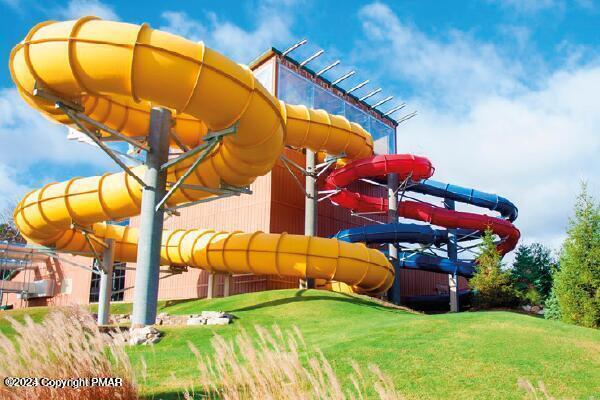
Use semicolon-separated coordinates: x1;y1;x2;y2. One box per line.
128;326;162;346
206;317;231;326
202;311;234;319
187;317;207;325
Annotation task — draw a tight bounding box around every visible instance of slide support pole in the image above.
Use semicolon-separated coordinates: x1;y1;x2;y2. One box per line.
97;239;115;325
131;107;171;327
444;198;459;312
223;274;231;297
387;173;401;304
207;273;216;299
301;149;317;289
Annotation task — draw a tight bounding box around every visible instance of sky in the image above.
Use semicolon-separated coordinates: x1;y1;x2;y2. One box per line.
0;0;598;257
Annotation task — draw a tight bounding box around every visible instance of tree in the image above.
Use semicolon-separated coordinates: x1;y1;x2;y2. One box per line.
553;182;600;328
511;243;557;305
0;203;25;244
544;288;562;321
470;228;519;309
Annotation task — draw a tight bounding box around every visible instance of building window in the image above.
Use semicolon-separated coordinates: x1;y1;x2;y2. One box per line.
278;65;314;106
253;59;275;94
89;260;126;303
277;64;396;155
314;85;344;115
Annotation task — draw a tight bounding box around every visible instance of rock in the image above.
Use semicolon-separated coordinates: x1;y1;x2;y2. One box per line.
522;305;532;312
128;326;162;346
536;309;545;315
187;317;206;325
201;311;226;319
157;312;168;319
147;335;162;345
206;317;231;326
531;305;541;313
129;335;145;346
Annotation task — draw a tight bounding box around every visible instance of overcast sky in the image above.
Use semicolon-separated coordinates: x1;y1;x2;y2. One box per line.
0;0;598;256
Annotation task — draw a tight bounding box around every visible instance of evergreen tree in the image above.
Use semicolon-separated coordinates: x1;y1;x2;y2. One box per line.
471;228;519;309
544;288;562;321
511;243;556;305
553;182;600;328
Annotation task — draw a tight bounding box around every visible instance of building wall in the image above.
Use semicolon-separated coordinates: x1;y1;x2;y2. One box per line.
2;254;94;309
123;172;277;302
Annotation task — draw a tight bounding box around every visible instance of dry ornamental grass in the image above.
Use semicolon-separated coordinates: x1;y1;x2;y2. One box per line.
185;325;404;400
0;307;137;400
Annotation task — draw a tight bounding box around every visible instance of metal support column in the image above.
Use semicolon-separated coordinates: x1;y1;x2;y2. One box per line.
386;173;401;304
131;108;172;327
223;274;231;297
97;239;115;325
444;198;459;312
301;149;317;289
207;273;216;299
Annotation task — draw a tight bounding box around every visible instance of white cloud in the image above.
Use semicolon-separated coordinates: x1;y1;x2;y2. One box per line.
489;0;562;13
0;89;114;208
56;0;119;20
159;1;296;63
0;164;30;211
357;2;600;252
358;3;526;106
0;0;21;10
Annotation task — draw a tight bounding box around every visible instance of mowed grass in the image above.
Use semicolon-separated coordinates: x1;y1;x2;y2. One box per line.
1;289;599;399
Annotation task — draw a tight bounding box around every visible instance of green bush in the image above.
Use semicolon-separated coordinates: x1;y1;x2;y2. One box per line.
471;228;520;309
553;182;600;328
544;289;562;321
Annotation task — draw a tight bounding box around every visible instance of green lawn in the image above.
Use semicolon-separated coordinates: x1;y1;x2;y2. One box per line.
1;289;599;399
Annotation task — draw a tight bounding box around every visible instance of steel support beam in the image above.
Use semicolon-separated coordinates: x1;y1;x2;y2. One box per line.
97;239;115;325
207;273;216;299
131;108;171;327
444;198;459;312
223;274;231;297
301;149;317;289
386;173;401;304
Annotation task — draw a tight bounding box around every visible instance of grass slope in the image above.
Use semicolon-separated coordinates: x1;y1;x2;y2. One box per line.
1;289;599;399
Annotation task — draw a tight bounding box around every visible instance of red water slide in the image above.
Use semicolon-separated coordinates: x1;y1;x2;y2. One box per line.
324;154;520;255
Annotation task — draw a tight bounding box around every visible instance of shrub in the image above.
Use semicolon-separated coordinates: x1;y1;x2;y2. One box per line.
553;182;600;328
186;325;404;399
471;228;520;309
544;289;562;321
0;307;137;400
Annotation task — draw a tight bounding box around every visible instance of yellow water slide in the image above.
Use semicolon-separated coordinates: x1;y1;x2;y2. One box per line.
9;17;393;294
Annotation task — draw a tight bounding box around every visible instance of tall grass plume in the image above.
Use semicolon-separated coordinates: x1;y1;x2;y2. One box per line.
0;307;137;400
186;325;404;399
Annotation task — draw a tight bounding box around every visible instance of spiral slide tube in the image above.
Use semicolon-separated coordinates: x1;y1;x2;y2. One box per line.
10;17;394;294
332;224;478;277
326;154;520;278
325;155;520;255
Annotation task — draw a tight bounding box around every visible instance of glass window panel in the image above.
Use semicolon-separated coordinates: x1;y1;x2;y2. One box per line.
314;86;344;116
344;103;370;132
277;65;313;106
275;63;397;155
370;117;396;155
253;60;274;94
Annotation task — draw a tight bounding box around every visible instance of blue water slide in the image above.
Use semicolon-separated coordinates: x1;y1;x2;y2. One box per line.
333;223;479;245
396;252;476;278
409;179;518;221
333;179;517;280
